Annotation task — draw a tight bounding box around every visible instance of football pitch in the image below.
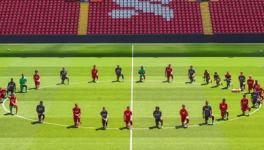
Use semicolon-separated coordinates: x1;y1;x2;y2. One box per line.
0;43;264;150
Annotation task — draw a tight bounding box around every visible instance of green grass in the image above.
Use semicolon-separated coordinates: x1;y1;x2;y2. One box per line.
0;44;264;150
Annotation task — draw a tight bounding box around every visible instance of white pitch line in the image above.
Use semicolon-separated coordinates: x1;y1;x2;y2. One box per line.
130;44;134;150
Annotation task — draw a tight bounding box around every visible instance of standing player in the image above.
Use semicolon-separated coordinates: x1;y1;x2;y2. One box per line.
188;65;195;83
138;66;146;82
253;80;261;91
247;76;254;93
240;95;251;116
36;101;45;123
238;72;246;91
224;72;232;88
153;106;163;129
7;78;16;95
72;104;81;128
0;88;7;103
123;106;133;129
179;104;189;128
100;107;108;129
203;70;211;85
115;65;124;82
165;64;173;82
251;89;260;108
9;92;18;114
213;72;221;87
202;101;214;125
91;65;99;83
60;67;69;84
219;98;229;120
19;74;27;93
33;70;41;89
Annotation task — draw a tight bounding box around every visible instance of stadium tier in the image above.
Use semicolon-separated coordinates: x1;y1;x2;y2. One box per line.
0;0;80;35
209;0;264;34
0;0;263;35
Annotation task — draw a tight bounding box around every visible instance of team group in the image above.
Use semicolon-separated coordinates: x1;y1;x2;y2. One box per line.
0;64;263;129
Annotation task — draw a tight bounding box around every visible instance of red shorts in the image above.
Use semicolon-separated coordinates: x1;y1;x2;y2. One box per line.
92;74;98;79
248;85;253;90
34;81;40;85
167;73;173;77
221;110;227;117
10;103;17;107
241;106;250;112
74;117;80;123
125;118;132;124
181;116;187;123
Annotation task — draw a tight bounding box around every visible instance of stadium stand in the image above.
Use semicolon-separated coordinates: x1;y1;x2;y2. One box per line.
209;0;264;34
88;0;203;35
0;0;80;35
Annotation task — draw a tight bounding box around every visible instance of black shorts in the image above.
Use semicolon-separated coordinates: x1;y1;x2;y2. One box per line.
205;115;212;121
102;118;107;124
155;118;162;123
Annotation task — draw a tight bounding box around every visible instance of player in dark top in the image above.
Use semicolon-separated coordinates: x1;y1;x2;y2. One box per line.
153;106;163;129
213;72;221;87
7;78;16;95
238;72;246;91
36;101;45;123
100;107;108;129
115;65;124;82
251;89;260;108
60;67;69;84
203;70;211;85
202;101;215;125
224;72;232;89
188;65;195;83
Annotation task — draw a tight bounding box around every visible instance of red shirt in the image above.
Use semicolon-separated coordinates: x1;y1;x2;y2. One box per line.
180;108;188;117
73;107;81;118
219;102;228;111
124;110;132;120
247;79;254;86
254;84;261;91
0;89;6;98
241;98;249;107
9;95;17;106
165;67;173;74
91;69;98;75
33;74;40;81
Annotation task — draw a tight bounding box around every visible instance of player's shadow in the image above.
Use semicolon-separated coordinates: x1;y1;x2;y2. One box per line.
31;121;42;125
4;112;14;116
88;81;96;83
237;114;249;117
175;125;184;129
112;80;121;83
96;127;106;131
199;123;214;126
149;126;159;129
67;125;78;129
201;83;208;86
136;81;143;83
28;87;36;90
119;127;129;130
211;85;219;88
185;81;192;84
216;118;225;121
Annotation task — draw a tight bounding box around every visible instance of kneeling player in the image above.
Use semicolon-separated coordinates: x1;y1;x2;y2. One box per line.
153;106;163;129
60;67;69;84
241;95;251;116
165;64;173;82
73;104;81;128
7;78;16;95
36;101;45;123
0;88;7;103
251;90;260;108
202;101;214;125
124;106;133;129
138;66;146;82
91;65;99;82
219;98;229;120
188;65;195;83
247;76;254;93
9;92;18;114
213;72;221;87
19;74;28;93
115;65;124;82
179;104;189;128
33;70;41;89
100;107;108;129
224;72;232;89
203;70;211;85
